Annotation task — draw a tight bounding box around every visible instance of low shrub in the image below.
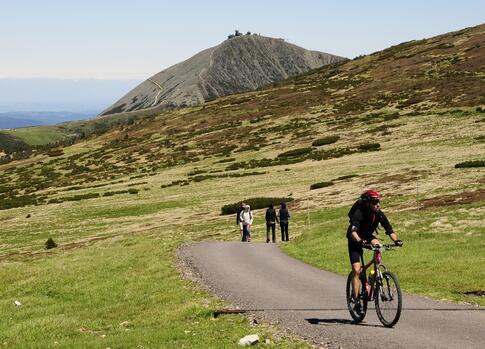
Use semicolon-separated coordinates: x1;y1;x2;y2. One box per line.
0;194;43;210
216;157;236;163
64;193;100;201
358;143;381;151
333;174;358;181
310;181;334;190
455;160;485;168
191;171;265;183
45;238;57;249
277;147;312;158
161;180;190;188
188;169;207;176
221;197;294;215
311;135;340;147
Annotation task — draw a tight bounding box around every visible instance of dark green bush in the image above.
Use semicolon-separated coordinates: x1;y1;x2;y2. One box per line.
221;197;294;215
0;194;41;210
216;157;236;163
161;180;190;188
46;149;64;157
64;193;100;202
188;169;207;176
455;160;485;168
45;238;57;249
358;143;381;151
311;135;340;147
333;174;358;181
310;181;334;190
191;171;265;183
277;147;312;158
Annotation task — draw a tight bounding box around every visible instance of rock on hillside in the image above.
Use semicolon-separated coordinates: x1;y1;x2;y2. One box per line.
100;35;345;116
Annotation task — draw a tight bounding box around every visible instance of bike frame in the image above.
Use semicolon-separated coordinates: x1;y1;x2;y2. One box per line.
347;242;402;327
360;245;388;300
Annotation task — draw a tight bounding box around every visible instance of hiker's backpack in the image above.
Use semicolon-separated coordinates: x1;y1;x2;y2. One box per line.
279;208;289;220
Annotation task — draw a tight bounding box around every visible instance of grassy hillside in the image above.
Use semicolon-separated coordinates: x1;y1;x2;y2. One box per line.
3;126;67;146
0;24;484;347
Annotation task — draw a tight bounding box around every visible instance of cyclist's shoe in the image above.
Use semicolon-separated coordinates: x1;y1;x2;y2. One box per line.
351;297;364;316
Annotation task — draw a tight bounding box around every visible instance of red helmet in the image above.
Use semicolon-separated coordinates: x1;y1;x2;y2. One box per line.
360;190;381;202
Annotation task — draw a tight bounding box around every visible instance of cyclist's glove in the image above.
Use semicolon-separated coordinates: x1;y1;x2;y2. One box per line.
394;239;403;247
359;239;367;246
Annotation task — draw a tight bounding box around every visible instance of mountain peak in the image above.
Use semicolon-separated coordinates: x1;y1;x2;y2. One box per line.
100;35;345;116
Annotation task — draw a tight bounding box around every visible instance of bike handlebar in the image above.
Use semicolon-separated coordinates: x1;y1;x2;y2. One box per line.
362;243;401;251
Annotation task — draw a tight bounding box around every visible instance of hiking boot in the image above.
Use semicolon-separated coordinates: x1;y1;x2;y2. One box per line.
266;239;270;243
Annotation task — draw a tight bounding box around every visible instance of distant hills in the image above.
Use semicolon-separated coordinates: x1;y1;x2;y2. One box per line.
100;34;345;116
0;78;141;127
0;111;96;129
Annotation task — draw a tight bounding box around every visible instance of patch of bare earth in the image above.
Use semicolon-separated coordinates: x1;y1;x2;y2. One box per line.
415;189;485;209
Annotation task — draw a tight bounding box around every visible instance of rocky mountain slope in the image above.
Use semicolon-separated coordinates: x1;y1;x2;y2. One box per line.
100;34;344;116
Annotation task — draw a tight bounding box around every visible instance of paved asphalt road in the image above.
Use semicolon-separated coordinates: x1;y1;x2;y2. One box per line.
180;241;485;349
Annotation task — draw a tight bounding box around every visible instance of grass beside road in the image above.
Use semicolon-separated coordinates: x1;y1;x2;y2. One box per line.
281;202;485;306
0;232;309;349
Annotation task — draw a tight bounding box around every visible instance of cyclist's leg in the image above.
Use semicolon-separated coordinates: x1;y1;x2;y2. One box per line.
351;261;361;300
348;239;363;300
266;223;270;243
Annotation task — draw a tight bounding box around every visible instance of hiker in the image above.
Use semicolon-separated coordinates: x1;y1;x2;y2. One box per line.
278;202;291;241
265;203;279;243
236;202;246;239
239;204;253;242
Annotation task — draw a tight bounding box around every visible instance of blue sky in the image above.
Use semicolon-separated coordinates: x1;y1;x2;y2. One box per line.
1;0;483;80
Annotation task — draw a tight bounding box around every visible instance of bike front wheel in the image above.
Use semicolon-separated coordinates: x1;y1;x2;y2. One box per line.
375;271;402;327
346;272;368;323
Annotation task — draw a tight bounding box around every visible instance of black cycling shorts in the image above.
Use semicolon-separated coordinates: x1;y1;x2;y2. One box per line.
348;239;363;264
347;235;377;264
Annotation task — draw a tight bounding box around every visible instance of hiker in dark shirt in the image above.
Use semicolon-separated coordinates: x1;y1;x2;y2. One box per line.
265;204;279;243
278;202;291;241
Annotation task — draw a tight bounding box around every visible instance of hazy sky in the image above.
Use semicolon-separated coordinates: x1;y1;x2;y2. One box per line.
1;0;483;80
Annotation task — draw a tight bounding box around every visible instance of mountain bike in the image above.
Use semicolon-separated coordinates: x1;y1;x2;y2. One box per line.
346;243;402;327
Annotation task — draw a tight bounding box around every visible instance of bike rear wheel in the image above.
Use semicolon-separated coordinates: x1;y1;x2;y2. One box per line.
375;271;402;327
346;272;368;323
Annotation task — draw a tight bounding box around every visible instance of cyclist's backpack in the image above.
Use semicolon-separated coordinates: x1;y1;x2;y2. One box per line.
348;199;364;220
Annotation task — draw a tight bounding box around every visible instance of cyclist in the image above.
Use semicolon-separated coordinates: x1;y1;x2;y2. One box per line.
347;190;403;314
